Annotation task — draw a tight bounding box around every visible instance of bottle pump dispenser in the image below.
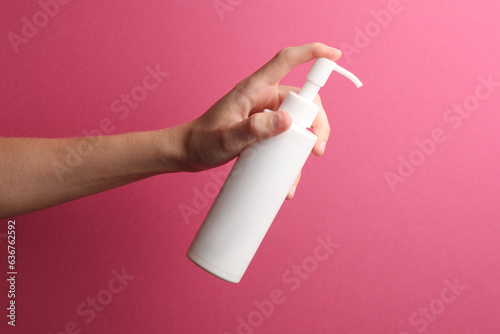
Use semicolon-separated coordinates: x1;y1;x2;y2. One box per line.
187;57;362;283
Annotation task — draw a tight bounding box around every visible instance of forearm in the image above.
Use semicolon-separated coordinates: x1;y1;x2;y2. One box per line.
1;44;340;218
0;128;185;218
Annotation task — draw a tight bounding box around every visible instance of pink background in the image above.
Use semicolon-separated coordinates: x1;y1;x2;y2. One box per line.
1;0;500;333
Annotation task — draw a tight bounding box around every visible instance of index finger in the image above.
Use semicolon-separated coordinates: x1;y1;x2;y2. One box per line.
252;43;342;86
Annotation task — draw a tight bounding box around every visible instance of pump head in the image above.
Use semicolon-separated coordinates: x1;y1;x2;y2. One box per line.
278;57;362;128
299;58;362;101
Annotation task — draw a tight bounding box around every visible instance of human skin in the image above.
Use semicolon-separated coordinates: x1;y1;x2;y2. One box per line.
0;43;341;219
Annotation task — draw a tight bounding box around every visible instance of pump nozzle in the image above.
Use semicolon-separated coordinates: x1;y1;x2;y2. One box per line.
299;58;362;101
278;57;363;128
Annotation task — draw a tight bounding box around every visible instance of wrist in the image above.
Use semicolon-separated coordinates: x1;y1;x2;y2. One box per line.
156;124;191;173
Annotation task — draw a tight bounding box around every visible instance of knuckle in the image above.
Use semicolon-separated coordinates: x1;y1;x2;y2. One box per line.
235;76;264;109
310;42;327;54
234;78;253;107
277;47;292;68
277;47;289;57
315;120;331;138
321;119;331;134
245;116;259;137
310;42;322;49
236;77;251;93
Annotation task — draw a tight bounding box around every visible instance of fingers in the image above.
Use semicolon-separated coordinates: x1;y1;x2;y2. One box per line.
252;43;342;86
310;94;331;156
228;110;292;154
286;171;301;200
278;85;300;103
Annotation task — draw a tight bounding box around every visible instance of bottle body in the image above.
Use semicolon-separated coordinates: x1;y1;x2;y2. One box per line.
187;123;317;283
186;57;362;283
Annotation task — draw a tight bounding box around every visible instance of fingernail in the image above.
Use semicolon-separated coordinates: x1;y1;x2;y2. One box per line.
289;185;297;198
319;141;326;154
272;112;285;131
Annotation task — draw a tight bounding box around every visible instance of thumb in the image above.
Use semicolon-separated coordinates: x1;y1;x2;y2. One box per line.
239;109;291;143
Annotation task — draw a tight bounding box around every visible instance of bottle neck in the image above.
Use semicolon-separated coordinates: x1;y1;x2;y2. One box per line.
299;80;321;101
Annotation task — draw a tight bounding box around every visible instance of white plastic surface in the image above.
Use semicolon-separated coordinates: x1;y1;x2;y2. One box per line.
188;124;318;282
187;57;362;283
305;57;363;89
279;92;319;128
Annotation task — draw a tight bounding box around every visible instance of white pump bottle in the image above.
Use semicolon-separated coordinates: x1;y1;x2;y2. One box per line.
187;58;362;283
